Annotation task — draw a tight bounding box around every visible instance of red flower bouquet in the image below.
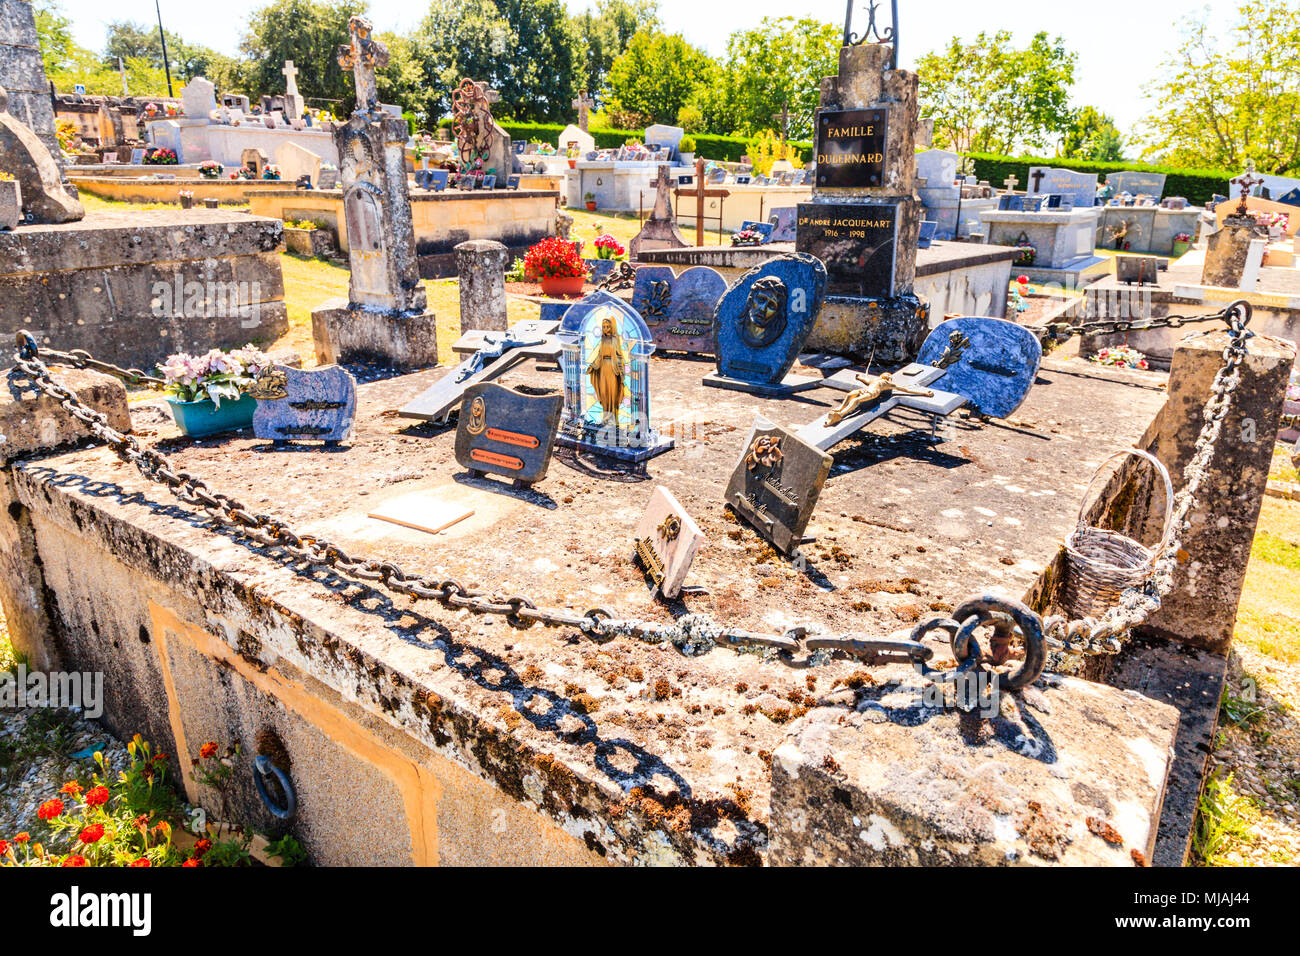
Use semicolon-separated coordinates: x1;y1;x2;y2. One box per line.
524;237;589;296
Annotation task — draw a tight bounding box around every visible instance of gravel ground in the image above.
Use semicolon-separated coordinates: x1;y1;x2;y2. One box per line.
0;705;131;841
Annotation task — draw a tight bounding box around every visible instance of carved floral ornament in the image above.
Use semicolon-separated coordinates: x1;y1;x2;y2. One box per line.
745;435;784;471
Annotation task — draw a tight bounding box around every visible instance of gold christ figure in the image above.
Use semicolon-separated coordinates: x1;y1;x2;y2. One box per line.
825;372;934;425
587;315;627;426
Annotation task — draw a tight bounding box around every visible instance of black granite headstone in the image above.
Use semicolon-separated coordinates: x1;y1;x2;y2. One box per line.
795;201;899;297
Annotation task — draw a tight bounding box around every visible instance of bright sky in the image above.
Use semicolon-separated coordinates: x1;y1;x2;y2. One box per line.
53;0;1237;136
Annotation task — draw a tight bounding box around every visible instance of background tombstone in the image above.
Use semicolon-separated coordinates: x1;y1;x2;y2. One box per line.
1027;166;1099;208
275;141;322;186
311;15;439;369
629;164;689;257
282;59;305;119
241;147;269;176
1107;170;1167;201
0;85;83;223
455;239;510;333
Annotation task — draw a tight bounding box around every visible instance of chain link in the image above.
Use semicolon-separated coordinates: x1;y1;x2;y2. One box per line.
1038;300;1255;656
4;302;1255;686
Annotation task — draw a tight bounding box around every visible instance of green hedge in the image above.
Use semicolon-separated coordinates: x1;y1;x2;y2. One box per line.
968;152;1237;207
435;118;812;163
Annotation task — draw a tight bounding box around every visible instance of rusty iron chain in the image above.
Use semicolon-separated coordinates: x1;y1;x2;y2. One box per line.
1031;307;1244;345
1039;299;1255;657
4;300;1253;690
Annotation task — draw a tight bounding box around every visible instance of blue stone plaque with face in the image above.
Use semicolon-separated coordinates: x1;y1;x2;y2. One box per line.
710;253;827;392
915;317;1042;419
250;365;357;444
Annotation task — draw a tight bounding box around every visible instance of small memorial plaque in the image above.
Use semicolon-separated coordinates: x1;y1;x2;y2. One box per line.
250;365;356;444
634;486;706;598
724;416;832;555
795;201;899;298
815;108;888;188
631;265;727;355
454;382;563;486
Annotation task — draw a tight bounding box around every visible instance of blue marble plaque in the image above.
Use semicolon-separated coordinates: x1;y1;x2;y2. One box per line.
251;365;357;444
915;317;1042;419
707;253;827;396
736;220;775;244
631;265;727;355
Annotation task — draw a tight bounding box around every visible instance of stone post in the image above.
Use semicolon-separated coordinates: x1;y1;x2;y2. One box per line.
1202;221;1267;289
1139;328;1295;654
0;366;130;670
455;239;509;333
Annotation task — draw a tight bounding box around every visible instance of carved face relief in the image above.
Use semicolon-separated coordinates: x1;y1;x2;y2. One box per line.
738;276;788;349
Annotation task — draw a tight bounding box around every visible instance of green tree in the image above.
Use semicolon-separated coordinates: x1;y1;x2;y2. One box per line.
1139;0;1300;174
572;0;659;99
1061;106;1124;161
238;0;369;114
409;0;580;125
703;17;839;141
33;1;173;96
917;30;1077;155
602;29;715;126
33;0;77;75
103;21;240;90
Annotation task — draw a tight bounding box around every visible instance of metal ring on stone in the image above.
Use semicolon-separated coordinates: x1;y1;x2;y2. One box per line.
949;596;1047;692
253;755;297;821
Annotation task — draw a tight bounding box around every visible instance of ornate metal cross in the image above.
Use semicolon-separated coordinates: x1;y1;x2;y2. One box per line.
1230;171;1264;216
843;0;899;69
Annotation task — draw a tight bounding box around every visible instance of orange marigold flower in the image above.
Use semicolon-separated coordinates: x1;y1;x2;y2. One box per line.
199;742;218;759
61;854;87;867
182;856;202;867
78;824;105;845
60;782;83;796
0;840;9;856
14;833;30;843
129;858;152;867
194;838;213;857
37;798;64;820
83;785;110;807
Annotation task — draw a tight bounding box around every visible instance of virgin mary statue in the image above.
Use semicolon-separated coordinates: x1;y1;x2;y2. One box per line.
586;313;627;427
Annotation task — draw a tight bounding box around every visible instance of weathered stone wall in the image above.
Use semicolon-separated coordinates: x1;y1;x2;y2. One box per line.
0;0;63;167
0;210;288;368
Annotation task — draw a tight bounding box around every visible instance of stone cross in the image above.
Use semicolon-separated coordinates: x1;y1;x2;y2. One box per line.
336;15;390;114
282;60;304;119
572;90;594;131
282;60;299;94
1003;174;1019;193
771;101;792;144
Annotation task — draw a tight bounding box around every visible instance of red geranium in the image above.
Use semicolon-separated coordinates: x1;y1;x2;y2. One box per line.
182;857;203;867
62;854;87;867
199;742;218;759
84;785;110;807
523;237;588;281
38;798;64;821
78;824;106;845
193;838;213;857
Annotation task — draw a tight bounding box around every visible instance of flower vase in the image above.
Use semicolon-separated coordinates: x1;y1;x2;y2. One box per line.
539;275;586;297
166;395;257;437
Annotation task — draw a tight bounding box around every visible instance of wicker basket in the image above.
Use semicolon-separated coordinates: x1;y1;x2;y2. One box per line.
1063;449;1173;619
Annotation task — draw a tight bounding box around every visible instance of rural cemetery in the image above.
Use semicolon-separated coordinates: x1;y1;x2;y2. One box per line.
0;0;1298;873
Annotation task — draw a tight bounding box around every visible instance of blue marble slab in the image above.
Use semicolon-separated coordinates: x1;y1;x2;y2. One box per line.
631;265;727;354
915;317;1042;419
709;253;827;392
251;365;357;444
737;220;775;244
917;220;938;248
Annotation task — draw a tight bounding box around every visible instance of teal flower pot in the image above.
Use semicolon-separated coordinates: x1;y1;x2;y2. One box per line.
166;394;257;437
